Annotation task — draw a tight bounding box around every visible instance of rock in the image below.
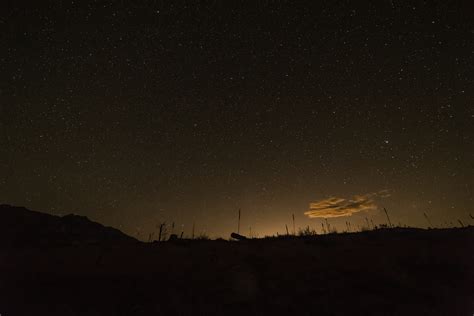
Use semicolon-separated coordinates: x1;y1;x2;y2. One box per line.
168;234;179;241
231;232;248;241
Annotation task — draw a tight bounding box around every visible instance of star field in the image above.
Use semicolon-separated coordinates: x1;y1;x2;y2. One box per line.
1;1;473;238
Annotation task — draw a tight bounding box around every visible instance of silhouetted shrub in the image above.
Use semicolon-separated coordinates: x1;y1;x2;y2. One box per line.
298;226;318;236
196;233;210;240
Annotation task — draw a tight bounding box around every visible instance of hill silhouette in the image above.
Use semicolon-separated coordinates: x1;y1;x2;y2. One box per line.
0;204;137;246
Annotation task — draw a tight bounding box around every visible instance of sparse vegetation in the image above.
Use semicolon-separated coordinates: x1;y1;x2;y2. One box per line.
1;205;473;315
195;232;210;240
384;207;393;227
297;225;317;236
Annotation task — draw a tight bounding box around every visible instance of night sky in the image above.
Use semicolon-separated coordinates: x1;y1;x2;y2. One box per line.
2;1;473;238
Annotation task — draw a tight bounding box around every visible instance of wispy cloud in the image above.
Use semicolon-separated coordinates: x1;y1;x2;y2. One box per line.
304;191;390;219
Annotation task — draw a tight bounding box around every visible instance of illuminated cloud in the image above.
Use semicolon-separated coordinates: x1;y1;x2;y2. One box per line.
304;191;389;218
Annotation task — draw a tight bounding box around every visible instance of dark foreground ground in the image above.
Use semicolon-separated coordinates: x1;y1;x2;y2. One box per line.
1;227;473;316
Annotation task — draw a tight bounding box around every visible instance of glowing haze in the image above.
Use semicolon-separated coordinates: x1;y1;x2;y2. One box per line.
2;2;472;239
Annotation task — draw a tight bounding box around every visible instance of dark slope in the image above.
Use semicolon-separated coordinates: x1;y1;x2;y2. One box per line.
0;204;137;246
0;221;473;315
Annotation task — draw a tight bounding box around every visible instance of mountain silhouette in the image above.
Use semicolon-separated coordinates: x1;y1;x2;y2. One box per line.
0;204;137;246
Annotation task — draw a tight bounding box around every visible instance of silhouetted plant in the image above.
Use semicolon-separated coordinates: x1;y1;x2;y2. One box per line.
345;221;352;232
148;232;154;242
298;225;317;236
325;218;331;233
383;208;393;228
196;233;209;240
423;212;433;228
171;222;175;235
328;226;338;234
158;222;167;242
292;214;296;235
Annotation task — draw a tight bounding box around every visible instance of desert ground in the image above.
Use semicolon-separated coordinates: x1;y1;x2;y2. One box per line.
1;218;473;315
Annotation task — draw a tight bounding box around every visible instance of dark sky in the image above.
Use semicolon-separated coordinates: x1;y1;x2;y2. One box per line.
1;1;473;238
